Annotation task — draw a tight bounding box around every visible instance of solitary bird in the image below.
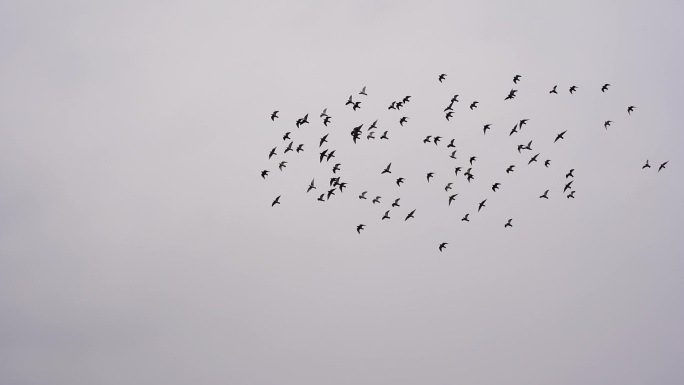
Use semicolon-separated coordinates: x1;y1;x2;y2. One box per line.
642;160;650;169
268;147;277;159
478;199;487;212
505;219;513;228
392;198;401;207
307;179;316;193
528;153;540;165
282;132;291;141
604;120;612;129
544;159;551;168
359;86;367;95
356;224;365;234
658;161;668;172
380;131;389;140
462;213;470;222
601;83;610;92
399;117;409;126
332;164;341;174
445;182;453;192
567;191;576;199
271;195;281;206
469;101;479;110
439;242;448;252
448;194;458;206
627;106;636;115
278;161;287;171
483;124;491;134
506;165;515;174
271;111;279;121
566;169;575;178
470;156;477;165
261;170;269;179
427;172;434;182
382;210;390;220
382;163;392;174
296;144;304;153
540;189;549;199
396;177;405;187
554;130;567;143
446;111;454;121
569;85;577;94
317;194;325;202
513;74;521;83
359;191;368;199
405;209;416;221
549;85;558;94
438;74;447;82
492;183;501;192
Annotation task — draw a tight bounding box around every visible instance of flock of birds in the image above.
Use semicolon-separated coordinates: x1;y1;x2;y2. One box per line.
262;74;669;252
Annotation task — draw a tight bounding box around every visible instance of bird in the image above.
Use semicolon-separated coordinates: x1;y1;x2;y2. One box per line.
368;119;378;130
345;95;354;106
352;101;361;111
604;120;612;129
367;132;375;140
438;74;447;82
567;191;575;199
392;198;400;207
554;130;567;143
319;149;328;163
268;147;277;159
372;196;381;204
492;183;501;192
307;179;316;192
627;106;636;115
359;86;367;95
433;136;442;145
445;182;453;192
278;161;287;171
569;85;577;94
504;89;517;100
483;124;491;134
332;164;341;174
451;94;459;103
478;199;486;212
338;182;347;192
642;160;651;169
461;213;470;222
270;111;279;121
544;159;551;168
296;144;304;153
388;101;396;110
327;188;336;199
396;177;405;186
405;209;416;221
448;194;458;206
317;194;325;202
444;102;454;112
329;177;340;187
540;189;549;199
466;173;475;183
423;135;432;144
524;140;533;150
601;83;610;92
282;132;291;141
658;161;668;172
449;150;457;160
519;119;529;129
528;153;540;164
445;111;454;121
399;117;409;126
509;125;518;136
469;101;479;110
358;191;369;201
320;108;328;118
382;163;392;174
549;85;558;94
326;150;336;161
517;144;525;153
566;169;575;178
439;242;448;252
382;210;390;220
319;134;329;147
380;131;389;140
271;195;281;206
395;101;404;110
284;141;294;154
447;139;456;148
504;219;513;228
564;180;573;192
506;165;515;174
261;170;269;179
323;116;331;126
403;95;411;103
296;113;309;127
356;224;365;234
469;156;477;165
427;172;434;182
454;167;462;176
513;74;521;83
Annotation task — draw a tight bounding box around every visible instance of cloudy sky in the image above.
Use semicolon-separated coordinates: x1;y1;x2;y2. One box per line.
1;1;683;384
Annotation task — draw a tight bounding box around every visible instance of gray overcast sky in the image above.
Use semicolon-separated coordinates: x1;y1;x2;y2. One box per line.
1;1;683;384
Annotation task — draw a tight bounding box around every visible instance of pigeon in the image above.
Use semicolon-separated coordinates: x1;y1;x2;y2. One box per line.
352;101;361;111
356;224;365;234
504;219;513;228
327;188;336;200
642;160;650;169
284;141;294;154
510;125;518;136
540;190;549;199
483;124;492;134
388;101;396;110
544;160;551;168
367;132;375;140
451;94;459;103
368;119;378;130
567;191;575;199
403;96;411;103
454;167;462;176
319;149;328;163
307;179;316;193
445;182;453;192
359;191;368;200
345;95;354;106
317;194;325;202
449;150;457;160
439;242;448;252
372;196;381;204
380;131;389;140
447;139;456;148
564;180;573;193
519;119;529;129
320;108;328;118
569;85;577;94
271;111;279;121
470;156;477;165
427;172;435;182
319;134;329;147
332;164;341;174
282;132;291;141
405;209;416;221
528;153;540;165
513;74;521;84
296;144;304;153
433;136;442;146
446;111;454;121
359;86;367;95
326;150;336;161
271;195;281;206
423;135;432;144
296;113;309;128
278;161;287;171
658;161;668;172
504;89;517;100
323;116;331;126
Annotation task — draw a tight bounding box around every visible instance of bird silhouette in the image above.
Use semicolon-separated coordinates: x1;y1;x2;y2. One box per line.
567;191;575;199
504;89;517;100
448;150;457;160
470;156;477;165
345;95;354;106
554;130;567;142
439;242;448;252
320;108;328;118
564;180;573;192
382;210;390;220
445;182;453;191
446;111;454;121
550;85;558;94
372;196;381;204
601;83;610;92
359;86;367;95
296;144;304;153
405;209;416;221
382;163;392;174
282;132;291;141
478;199;487;212
544;160;551;168
332;164;341;173
658;161;668;172
506;165;515;174
357;224;365;234
271;195;281;206
359;191;368;199
510;125;518;136
368;119;378;130
519;119;529;129
483;124;491;134
271;111;279;121
352;101;361;111
261;170;269;179
380;131;389;140
528;153;540;164
323;116;331;126
268;147;277;159
569;86;577;94
388;101;396;110
492;183;501;192
319;149;328;163
427;172;434;182
454;167;462;176
284;141;294;153
604;120;612;129
423;135;432;144
399;117;409;126
326;150;336;161
278;161;287;171
448;194;458;206
447;139;455;148
317;194;325;202
469;101;479;110
433;136;442;145
319;134;329;147
367;132;375;140
627;106;636;115
296;113;309;127
438;74;447;82
513;74;521;83
327;188;336;199
451;94;459;103
392;198;401;207
524;140;533;151
642;160;650;169
396;177;405;186
307;179;316;193
462;213;470;222
504;219;513;228
540;190;549;199
566;169;575;178
403;95;411;103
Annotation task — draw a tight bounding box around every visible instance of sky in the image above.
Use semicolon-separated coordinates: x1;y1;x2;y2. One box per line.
1;0;683;384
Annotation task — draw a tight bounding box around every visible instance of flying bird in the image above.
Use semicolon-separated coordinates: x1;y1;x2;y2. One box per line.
604;120;612;129
469;156;477;165
544;159;551;168
448;194;458;206
504;219;513;228
356;224;365;234
323;116;331;126
566;169;575;178
462;213;470;222
540;189;549;199
554;130;567;142
549;85;558;94
352;101;361;111
447;139;456;148
506;165;515;174
433;136;442;145
388;101;396;110
519;119;529;129
271;111;279;121
296;113;309;127
504;89;517;100
317;194;325;202
368;119;378;130
509;125;518;136
282;132;291;141
403;95;411;103
642;160;650;169
601;83;610;92
569;86;577;94
423;135;432;144
445;111;454;121
326;150;335;161
367;132;375;140
399;117;409;126
359;191;368;199
268;147;277;159
320;108;328;118
445;182;453;192
396;177;405;186
478;199;486;212
438;74;447;82
261;170;269;179
278;161;287;171
439;242;448;252
284;141;294;154
319;149;328;163
319;134;329;147
380;131;389;140
345;95;354;106
382;210;390;220
332;164;341;174
296;144;304;153
451;94;459;103
405;209;416;221
392;198;401;207
454;167;462;176
327;188;336;199
372;196;381;204
359;86;367;95
567;191;575;199
513;74;521;83
658;161;668;172
449;150;457;160
528;153;540;165
382;163;392;174
627;106;636;115
271;195;281;206
564;180;573;192
483;124;491;134
492;183;501;192
469;101;479;110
